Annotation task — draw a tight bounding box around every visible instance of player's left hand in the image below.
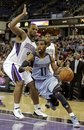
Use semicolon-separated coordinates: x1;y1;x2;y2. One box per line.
24;66;32;72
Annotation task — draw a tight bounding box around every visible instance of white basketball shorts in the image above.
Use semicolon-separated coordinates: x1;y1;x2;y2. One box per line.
3;61;33;85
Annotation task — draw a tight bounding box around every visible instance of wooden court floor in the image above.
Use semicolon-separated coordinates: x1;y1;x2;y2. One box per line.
0;92;84;122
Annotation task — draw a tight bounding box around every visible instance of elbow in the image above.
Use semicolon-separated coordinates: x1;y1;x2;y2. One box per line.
8;22;13;29
8;23;11;28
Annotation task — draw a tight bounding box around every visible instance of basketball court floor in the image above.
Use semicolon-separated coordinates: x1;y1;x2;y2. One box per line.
0;92;84;130
0;113;84;130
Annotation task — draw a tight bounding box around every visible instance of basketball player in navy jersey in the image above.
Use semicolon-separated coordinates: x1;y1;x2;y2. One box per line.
3;5;47;119
19;39;80;128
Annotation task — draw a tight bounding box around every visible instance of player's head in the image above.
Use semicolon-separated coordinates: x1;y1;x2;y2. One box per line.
45;33;51;45
27;23;38;38
37;38;47;54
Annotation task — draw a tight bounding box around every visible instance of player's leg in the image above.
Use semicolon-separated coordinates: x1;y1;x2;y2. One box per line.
11;64;25;119
53;86;80;127
3;63;24;119
23;71;48;118
24;84;29;95
45;76;59;110
13;80;24;119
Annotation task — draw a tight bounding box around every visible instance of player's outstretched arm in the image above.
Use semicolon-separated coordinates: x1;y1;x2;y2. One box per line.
8;4;28;39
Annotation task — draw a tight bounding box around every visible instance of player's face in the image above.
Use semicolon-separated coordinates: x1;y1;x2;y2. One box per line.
37;41;46;54
45;34;51;43
29;24;38;37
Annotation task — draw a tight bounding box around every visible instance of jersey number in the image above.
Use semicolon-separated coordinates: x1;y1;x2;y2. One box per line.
41;67;46;76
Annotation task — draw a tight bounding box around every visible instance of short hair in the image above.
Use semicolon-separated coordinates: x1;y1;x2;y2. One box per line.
37;38;47;45
45;33;51;36
28;23;37;28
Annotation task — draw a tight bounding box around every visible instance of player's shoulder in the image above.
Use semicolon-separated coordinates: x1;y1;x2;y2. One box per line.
45;52;50;56
50;42;56;48
45;53;53;61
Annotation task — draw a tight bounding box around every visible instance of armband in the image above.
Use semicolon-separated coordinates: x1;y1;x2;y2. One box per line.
19;60;31;73
21;60;31;67
19;67;25;73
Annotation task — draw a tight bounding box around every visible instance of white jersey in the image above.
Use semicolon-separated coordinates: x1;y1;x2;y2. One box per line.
4;37;37;65
46;43;55;59
3;36;37;84
46;43;56;74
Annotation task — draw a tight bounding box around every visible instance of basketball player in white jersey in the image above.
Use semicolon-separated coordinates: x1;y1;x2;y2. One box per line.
45;33;56;60
3;4;47;119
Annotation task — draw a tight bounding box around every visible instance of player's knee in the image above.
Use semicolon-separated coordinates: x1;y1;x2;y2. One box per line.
30;85;37;92
16;80;24;87
28;81;36;90
62;101;70;108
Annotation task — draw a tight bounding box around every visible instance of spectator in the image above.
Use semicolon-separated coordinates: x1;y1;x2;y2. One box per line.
69;52;84;100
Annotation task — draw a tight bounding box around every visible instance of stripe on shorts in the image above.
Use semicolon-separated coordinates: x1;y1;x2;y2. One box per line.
11;63;22;82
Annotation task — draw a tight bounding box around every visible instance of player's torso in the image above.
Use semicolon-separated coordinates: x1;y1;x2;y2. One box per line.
46;43;55;59
4;37;37;65
32;54;52;80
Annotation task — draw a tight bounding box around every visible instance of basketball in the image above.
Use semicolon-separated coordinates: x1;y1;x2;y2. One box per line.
59;67;74;82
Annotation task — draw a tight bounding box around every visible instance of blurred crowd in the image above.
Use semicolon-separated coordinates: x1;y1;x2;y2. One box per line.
0;40;12;63
55;37;84;64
